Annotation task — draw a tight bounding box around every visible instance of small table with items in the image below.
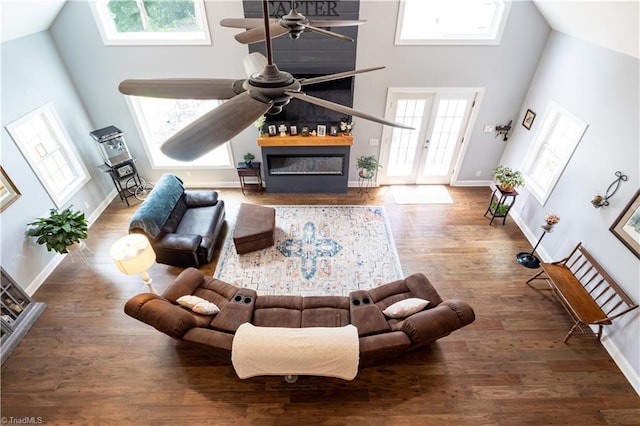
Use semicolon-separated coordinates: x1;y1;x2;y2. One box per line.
484;185;518;225
98;159;153;206
236;162;263;195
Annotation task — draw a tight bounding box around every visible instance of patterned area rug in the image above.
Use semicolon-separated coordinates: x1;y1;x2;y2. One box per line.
214;206;403;296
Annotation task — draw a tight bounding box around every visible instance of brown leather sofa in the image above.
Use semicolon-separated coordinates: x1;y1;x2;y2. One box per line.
129;174;225;268
125;268;475;369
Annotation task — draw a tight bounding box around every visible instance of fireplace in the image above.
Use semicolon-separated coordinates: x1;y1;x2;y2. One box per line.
262;146;350;193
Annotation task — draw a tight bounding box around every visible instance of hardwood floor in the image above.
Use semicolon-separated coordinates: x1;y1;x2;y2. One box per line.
2;186;638;425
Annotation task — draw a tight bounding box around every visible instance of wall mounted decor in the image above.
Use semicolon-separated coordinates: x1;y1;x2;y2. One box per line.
522;109;536;130
592;171;628;208
0;167;21;212
609;189;640;259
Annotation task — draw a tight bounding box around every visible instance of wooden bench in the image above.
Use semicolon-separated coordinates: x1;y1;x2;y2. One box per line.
526;242;638;343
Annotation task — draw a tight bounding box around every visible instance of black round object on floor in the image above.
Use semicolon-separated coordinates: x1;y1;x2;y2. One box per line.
516;252;541;268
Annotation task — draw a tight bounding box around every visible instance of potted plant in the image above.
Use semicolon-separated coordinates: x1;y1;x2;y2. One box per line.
243;152;255;166
27;206;88;254
492;165;524;192
253;116;266;137
356;155;382;179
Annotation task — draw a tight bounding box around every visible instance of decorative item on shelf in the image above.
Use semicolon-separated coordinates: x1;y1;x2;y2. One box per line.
317;125;326;137
516;213;560;269
591;171;628;208
110;234;158;294
492;165;524;192
243;152;255;167
267;124;277;137
289;125;298;136
253;115;266;137
27;206;88;254
340;117;354;136
301;126;309;137
329;126;338;136
495;120;512;141
311;130;317;136
356;155;382;179
278;123;287;137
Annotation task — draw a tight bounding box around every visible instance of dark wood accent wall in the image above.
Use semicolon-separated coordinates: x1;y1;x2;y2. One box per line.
244;0;360;74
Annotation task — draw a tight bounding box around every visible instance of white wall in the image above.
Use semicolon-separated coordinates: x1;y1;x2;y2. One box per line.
1;31;114;293
502;31;640;393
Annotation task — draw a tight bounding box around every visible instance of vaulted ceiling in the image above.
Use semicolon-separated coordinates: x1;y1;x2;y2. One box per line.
1;1;638;59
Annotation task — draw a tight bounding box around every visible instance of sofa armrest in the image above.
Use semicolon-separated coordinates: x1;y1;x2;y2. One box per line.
155;233;202;251
185;190;219;207
124;293;197;339
400;300;475;344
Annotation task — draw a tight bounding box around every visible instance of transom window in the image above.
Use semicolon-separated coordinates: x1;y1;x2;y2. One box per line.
125;96;233;168
89;0;211;45
395;0;510;45
5;103;90;208
523;102;588;205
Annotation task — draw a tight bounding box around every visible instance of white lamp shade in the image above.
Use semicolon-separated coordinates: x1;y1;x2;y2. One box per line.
110;234;156;275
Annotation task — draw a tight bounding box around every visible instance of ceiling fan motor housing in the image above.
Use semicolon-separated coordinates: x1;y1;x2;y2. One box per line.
243;64;301;114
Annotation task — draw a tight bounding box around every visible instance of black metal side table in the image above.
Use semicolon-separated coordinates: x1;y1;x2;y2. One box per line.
484;185;518;225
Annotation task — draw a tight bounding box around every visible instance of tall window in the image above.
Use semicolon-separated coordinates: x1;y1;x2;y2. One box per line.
5;103;90;208
125;97;233;168
395;0;510;45
89;0;211;45
523;102;588;205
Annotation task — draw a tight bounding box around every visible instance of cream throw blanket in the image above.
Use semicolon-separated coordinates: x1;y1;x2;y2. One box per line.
231;323;360;380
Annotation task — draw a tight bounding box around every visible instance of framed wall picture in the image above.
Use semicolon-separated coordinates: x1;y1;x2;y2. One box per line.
0;167;21;212
609;189;640;259
329;126;338;136
317;125;326;137
289;125;298;136
267;125;277;137
522;109;536;130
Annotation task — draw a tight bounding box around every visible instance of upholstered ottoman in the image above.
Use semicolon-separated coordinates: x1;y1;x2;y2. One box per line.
233;203;275;254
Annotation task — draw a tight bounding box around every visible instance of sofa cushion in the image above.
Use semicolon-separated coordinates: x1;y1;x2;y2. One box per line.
383;298;429;319
130;174;184;239
253;295;303;328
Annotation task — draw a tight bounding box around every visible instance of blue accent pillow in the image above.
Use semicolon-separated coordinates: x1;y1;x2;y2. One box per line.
129;174;184;239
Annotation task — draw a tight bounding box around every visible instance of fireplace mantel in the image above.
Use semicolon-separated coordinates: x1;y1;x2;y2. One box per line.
258;135;353;147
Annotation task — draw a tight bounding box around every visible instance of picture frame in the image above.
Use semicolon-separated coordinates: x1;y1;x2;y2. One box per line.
609;189;640;260
289;125;298;136
329;126;338;136
0;166;21;212
522;109;536;130
267;124;277;137
317;125;326;137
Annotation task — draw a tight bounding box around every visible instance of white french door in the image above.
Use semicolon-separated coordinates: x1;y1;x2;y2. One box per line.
379;89;477;185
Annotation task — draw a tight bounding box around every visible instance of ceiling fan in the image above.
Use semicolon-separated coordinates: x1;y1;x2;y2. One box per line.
220;0;366;44
118;0;412;161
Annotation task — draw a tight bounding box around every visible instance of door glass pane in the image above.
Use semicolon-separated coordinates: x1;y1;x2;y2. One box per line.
387;100;424;176
422;99;467;176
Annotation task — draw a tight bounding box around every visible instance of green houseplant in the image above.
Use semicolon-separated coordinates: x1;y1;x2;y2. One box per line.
492;165;524;192
356;155;382;179
243;152;255;166
27;206;88;254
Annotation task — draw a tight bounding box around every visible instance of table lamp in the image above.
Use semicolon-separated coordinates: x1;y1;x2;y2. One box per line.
110;233;157;294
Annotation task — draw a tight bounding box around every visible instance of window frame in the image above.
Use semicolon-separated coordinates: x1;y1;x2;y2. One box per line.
5;102;90;208
124;95;234;169
89;0;212;46
522;101;588;206
395;0;511;46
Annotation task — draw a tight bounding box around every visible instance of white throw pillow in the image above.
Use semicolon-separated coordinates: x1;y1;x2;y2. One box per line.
382;298;429;318
176;295;220;315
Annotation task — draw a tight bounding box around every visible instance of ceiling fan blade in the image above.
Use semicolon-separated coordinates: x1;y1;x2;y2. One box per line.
220;18;274;29
118;79;242;100
160;92;273;161
286;91;415;130
244;52;268;77
310;19;366;28
303;24;354;42
235;22;288;44
300;67;385;86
